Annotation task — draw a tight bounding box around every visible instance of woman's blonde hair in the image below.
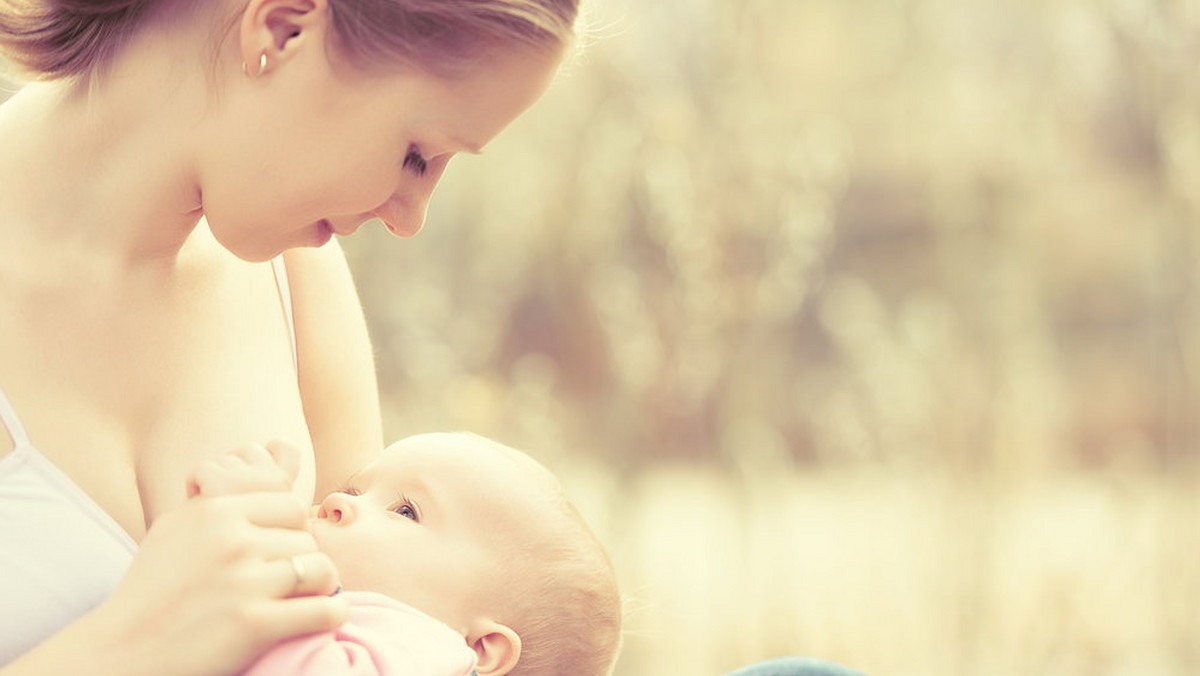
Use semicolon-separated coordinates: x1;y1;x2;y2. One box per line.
0;0;578;79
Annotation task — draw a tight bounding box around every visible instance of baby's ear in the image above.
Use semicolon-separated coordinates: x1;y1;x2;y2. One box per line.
466;620;521;676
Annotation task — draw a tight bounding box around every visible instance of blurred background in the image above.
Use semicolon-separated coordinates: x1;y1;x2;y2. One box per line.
5;0;1192;673
344;1;1199;674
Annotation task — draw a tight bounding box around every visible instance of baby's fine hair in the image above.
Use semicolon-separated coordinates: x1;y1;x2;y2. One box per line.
461;434;622;676
506;496;621;676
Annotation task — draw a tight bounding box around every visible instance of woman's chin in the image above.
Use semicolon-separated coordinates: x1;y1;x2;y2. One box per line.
205;217;337;261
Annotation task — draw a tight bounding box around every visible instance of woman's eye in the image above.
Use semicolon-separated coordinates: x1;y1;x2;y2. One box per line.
403;148;428;177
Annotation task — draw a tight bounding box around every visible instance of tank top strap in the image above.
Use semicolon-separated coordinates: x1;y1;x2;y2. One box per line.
270;255;298;374
0;384;31;449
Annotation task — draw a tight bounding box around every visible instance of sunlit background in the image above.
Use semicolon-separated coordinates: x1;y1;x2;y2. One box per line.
345;1;1199;675
5;0;1196;674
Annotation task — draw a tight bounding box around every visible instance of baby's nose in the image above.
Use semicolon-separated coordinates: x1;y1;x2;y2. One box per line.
318;493;354;524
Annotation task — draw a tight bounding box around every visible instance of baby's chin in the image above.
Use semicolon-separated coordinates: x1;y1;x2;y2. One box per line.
307;524;384;598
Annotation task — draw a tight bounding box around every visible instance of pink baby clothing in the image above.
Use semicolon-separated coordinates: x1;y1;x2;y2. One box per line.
242;591;477;676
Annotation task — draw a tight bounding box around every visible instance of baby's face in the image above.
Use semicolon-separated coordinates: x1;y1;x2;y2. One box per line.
310;433;555;632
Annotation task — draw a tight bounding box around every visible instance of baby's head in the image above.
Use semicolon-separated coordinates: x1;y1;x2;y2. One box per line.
311;432;621;676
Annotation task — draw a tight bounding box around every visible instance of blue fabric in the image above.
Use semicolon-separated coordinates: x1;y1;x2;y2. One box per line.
721;656;867;676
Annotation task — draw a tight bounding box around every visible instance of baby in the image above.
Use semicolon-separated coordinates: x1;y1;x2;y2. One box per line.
188;432;622;676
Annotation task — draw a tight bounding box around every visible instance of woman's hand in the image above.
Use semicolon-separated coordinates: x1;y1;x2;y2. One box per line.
101;440;338;675
6;490;345;676
118;491;343;675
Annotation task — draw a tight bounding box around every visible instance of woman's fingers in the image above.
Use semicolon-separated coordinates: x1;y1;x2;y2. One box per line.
198;494;339;594
203;494;340;595
252;526;317;559
275;550;341;597
250;595;350;645
103;491;347;676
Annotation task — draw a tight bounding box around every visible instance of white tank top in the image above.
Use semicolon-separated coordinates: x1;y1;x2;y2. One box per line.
0;256;296;664
0;388;139;664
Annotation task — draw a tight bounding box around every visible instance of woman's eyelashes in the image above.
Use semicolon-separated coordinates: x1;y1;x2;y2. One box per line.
403;147;428;177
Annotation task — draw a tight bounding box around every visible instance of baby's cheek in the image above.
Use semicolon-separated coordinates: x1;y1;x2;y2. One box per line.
312;531;367;587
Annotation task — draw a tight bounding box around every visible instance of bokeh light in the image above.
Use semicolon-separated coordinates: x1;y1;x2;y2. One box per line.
346;1;1199;674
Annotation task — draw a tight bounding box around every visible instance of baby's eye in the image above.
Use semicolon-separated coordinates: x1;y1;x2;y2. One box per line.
392;499;420;522
340;487;362;497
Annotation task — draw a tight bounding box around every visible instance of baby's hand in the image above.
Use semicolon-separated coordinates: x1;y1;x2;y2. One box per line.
187;441;301;498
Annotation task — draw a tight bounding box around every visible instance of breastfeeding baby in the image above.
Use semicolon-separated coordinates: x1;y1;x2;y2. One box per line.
187;433;622;676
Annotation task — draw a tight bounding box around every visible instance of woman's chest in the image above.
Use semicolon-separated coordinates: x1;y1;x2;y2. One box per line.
0;256;313;541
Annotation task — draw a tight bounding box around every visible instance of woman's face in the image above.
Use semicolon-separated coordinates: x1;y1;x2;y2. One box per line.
198;38;563;261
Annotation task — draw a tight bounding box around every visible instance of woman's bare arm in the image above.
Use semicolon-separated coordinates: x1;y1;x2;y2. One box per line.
284;241;384;501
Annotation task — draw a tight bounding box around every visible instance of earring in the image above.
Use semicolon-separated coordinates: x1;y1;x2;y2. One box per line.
242;52;268;78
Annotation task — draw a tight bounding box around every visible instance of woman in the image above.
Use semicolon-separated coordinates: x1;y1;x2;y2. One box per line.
0;0;862;673
0;0;570;671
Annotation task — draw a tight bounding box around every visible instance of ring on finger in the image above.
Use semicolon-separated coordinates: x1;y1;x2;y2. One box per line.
289;555;307;594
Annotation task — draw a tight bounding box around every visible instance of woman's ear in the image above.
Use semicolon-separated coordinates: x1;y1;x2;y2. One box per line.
466;621;522;676
239;0;329;75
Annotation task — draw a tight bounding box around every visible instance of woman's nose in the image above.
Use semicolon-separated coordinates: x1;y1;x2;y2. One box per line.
372;154;452;238
370;193;427;238
317;492;357;524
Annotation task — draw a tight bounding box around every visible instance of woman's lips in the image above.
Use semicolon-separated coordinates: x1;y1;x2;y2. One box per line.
314;219;334;245
320;217;369;239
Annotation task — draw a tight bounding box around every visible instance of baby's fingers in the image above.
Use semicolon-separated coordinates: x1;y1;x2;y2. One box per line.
265;440;302;484
206;492;310;531
187;457;231;498
230;443;277;470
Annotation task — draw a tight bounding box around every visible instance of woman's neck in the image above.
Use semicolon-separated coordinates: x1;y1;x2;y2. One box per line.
0;15;217;272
